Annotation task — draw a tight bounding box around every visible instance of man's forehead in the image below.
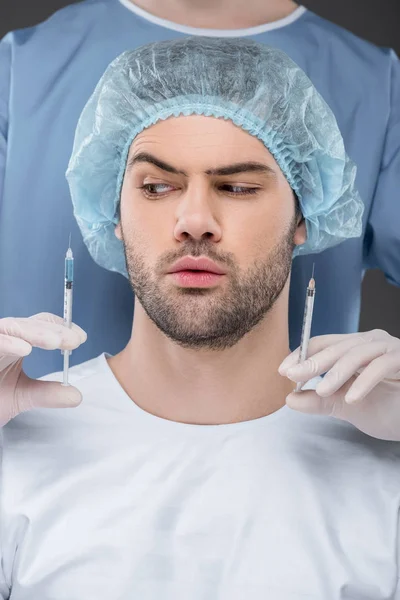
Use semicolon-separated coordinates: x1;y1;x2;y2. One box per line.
127;115;277;173
131;114;265;149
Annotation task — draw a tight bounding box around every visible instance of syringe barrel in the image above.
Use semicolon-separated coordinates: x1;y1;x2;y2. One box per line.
62;283;73;358
63;287;73;326
65;257;74;283
298;291;315;363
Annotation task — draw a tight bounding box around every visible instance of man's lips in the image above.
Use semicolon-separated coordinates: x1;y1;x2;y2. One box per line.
167;257;226;275
167;257;226;288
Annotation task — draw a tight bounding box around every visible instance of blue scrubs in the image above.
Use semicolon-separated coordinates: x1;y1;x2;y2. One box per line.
0;0;399;378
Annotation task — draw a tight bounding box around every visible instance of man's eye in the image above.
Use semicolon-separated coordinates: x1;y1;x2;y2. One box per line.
138;183;259;197
219;185;259;195
139;183;175;196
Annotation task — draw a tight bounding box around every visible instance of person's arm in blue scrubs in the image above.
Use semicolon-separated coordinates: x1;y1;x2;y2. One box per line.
364;49;400;287
0;39;12;588
0;36;11;232
0;36;11;226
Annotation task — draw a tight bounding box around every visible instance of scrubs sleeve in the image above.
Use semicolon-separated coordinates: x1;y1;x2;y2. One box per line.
0;35;11;214
363;49;400;287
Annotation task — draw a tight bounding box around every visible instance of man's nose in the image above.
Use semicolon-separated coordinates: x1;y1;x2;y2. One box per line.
173;183;222;243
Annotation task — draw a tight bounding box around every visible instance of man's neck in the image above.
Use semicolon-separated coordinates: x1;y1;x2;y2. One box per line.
108;285;295;426
129;0;300;29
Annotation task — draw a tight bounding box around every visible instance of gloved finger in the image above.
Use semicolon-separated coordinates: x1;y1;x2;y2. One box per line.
278;333;357;373
0;316;86;352
31;313;87;341
314;340;395;397
281;333;390;381
344;350;400;404
0;333;32;358
15;372;82;413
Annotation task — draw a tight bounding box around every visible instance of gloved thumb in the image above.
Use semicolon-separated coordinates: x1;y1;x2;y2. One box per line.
285;377;356;420
16;371;82;412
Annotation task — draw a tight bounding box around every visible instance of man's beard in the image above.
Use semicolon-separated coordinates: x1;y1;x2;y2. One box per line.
121;220;297;351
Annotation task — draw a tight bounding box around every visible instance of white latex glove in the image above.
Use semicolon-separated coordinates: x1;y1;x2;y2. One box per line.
278;329;400;441
0;313;87;426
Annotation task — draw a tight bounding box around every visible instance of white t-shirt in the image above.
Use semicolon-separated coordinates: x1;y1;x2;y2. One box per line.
0;354;399;599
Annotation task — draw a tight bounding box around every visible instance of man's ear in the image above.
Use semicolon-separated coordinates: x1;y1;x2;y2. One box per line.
115;222;122;241
293;217;307;247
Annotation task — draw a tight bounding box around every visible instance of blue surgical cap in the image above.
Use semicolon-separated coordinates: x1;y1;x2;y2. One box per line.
66;37;364;278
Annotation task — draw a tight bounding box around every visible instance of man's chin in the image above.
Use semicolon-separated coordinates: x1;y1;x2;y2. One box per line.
156;329;243;351
147;311;236;349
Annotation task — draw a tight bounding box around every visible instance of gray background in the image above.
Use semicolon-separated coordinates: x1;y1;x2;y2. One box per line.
1;0;399;335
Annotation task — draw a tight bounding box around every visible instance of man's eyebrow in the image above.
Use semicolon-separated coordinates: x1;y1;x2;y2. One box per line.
127;152;276;178
127;152;187;176
205;162;276;177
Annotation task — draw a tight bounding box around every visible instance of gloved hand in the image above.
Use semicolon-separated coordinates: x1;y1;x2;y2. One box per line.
0;313;87;427
278;329;400;441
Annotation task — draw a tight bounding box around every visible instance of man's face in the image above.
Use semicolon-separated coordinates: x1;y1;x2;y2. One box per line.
116;115;306;350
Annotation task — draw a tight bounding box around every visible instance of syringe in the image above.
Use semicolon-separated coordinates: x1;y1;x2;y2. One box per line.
295;264;316;393
61;234;74;386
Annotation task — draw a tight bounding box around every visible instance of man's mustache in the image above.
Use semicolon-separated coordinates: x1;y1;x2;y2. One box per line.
156;242;236;272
